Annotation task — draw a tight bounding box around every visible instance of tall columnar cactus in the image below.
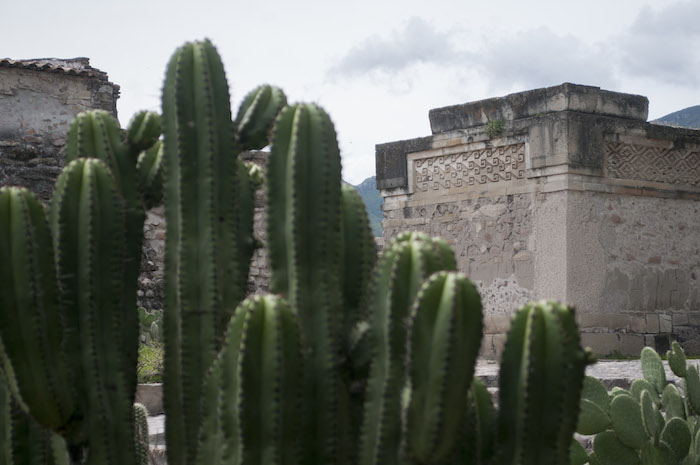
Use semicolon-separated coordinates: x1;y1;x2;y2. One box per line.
403;271;483;464
497;301;593;465
63;109;161;402
201;295;302;465
359;232;456;465
266;102;348;464
51;158;136;465
0;158;143;464
161;40;286;465
580;342;700;465
235;84;287;151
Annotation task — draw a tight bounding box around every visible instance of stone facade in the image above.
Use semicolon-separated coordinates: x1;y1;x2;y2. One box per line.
0;58;119;200
376;83;700;359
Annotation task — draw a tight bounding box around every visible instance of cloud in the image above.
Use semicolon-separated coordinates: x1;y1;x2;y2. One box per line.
327;17;470;78
616;1;700;87
475;27;617;91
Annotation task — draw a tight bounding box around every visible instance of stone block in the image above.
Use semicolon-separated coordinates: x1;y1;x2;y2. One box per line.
629;316;646;333
646;314;660;333
578;313;630;331
619;334;645;357
672;313;689;326
580;333;619;355
659;314;673;333
479;334;495;359
135;383;163;415
427;83;648;134
484;314;512;334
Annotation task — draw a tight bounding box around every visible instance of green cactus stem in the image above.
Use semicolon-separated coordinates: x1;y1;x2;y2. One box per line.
63;109;146;405
497;301;593;465
234;84;287;151
359;233;456;465
136;140;164;208
51;158;136;465
126;111;162;153
134;403;150;465
403;271;483;464
452;377;495;465
340;184;377;343
161;39;254;465
267;102;346;465
0;187;75;435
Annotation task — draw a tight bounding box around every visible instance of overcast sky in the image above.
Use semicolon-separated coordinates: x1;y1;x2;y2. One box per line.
3;0;699;184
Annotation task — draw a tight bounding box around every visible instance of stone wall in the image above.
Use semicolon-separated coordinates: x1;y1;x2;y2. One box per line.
0;58;119;200
377;83;700;359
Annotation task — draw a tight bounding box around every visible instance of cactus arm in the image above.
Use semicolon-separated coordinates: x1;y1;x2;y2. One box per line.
497;302;590;465
340;184;377;334
195;359;225;465
219;305;248;465
162;39;249;465
133;403;150;465
358;236;457;465
496;306;530;464
0;188;75;433
237;296;301;465
126;111;162;153
404;272;483;464
136;141;164;208
63;111;143;407
161;36;186;465
52;159;136;464
234;85;287;151
267;103;345;465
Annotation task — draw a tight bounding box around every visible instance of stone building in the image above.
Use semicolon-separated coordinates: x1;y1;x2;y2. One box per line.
376;83;700;359
0;58;119;200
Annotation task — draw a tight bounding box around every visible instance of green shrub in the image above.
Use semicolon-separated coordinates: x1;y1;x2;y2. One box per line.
137;342;164;384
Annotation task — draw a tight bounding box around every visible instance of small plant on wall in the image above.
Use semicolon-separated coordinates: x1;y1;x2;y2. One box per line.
486;119;505;138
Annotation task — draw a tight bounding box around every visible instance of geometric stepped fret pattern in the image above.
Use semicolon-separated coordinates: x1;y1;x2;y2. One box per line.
606;142;700;188
414;142;525;193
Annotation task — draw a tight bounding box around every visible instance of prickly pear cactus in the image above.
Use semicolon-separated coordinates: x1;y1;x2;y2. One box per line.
580;342;700;465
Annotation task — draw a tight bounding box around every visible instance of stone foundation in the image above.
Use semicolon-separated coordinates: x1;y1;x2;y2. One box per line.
376;83;700;359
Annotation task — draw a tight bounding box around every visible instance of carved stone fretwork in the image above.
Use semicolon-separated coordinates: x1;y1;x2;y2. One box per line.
413;143;525;193
606;142;700;187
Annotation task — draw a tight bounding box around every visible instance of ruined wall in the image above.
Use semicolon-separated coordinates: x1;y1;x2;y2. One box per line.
377;83;700;358
0;59;119;200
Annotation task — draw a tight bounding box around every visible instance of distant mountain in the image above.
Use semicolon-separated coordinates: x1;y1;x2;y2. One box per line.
352;176;383;237
652;105;700;129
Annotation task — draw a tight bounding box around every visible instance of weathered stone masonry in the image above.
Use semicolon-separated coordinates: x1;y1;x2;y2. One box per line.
376;83;700;359
0;58;119;200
